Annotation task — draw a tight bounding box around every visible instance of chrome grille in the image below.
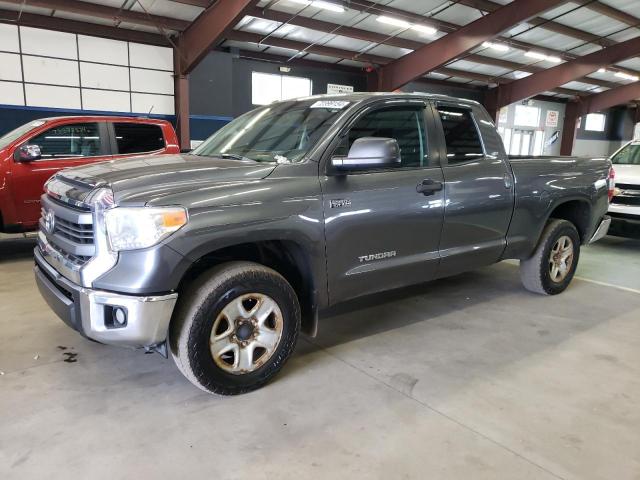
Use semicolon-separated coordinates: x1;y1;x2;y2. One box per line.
40;191;95;268
612;183;640;206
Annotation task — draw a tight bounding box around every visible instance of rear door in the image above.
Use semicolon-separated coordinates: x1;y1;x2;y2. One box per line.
432;102;514;276
10;120;110;228
321;99;445;305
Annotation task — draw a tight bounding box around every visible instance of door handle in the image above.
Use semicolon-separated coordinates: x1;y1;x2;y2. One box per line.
416;179;443;196
503;173;513;189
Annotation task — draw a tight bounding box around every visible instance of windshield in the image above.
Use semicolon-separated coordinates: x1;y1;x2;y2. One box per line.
0;120;47;150
192;100;350;163
612;143;640;165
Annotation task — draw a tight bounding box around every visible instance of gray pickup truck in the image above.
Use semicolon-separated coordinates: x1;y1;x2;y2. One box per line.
34;93;613;394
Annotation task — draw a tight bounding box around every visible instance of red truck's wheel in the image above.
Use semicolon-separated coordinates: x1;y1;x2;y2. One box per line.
519;219;581;295
169;261;301;395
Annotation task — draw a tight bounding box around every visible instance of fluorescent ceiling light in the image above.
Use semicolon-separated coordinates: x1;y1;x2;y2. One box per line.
525;51;562;63
377;15;411;28
524;51;547;61
377;15;437;35
411;24;438;35
615;71;639;81
597;68;607;73
288;0;345;12
482;41;509;52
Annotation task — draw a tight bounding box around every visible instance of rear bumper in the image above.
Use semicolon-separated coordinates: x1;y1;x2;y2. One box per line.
588;215;611;244
35;247;178;348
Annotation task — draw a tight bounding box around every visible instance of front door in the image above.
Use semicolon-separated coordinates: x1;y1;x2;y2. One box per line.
321;100;445;305
10;121;110;228
433;103;514;276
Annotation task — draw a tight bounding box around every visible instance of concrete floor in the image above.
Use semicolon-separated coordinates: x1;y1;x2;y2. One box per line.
1;235;639;479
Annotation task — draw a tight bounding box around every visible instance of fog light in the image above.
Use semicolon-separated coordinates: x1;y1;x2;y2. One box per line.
114;307;127;326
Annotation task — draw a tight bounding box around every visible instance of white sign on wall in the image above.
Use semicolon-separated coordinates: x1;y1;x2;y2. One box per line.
546;110;559;128
498;107;508;124
327;83;354;94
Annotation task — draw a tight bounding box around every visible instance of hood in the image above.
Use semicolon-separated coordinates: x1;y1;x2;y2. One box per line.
613;164;640;186
57;154;277;205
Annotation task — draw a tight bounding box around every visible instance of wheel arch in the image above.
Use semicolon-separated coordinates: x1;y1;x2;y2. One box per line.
545;198;592;243
176;239;320;336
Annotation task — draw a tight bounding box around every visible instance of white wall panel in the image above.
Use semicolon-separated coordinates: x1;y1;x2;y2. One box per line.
80;63;129;91
132;93;174;115
25;84;81;109
0;53;22;82
78;35;128;66
82;89;130;112
20;27;77;60
0;24;20;53
0;81;24;106
129;43;173;71
23;56;80;87
130;68;173;94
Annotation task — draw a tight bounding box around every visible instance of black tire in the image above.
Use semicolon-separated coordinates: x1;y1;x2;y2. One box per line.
169;261;301;395
519;219;581;295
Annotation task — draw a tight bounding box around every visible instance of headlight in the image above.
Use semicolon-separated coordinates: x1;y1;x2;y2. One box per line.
105;206;188;251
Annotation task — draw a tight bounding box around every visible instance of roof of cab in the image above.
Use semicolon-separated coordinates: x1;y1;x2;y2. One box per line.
288;91;481;106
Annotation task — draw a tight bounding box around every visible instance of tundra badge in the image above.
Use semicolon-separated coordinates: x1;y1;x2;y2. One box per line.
358;251;397;263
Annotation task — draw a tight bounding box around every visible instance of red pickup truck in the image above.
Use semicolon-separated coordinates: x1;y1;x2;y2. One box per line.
0;116;179;233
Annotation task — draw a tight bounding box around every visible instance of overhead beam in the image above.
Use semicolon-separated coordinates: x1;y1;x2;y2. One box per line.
225;31;584;97
0;8;170;46
1;0;189;31
456;0;616;47
560;81;640;155
574;0;640;27
170;0;210;7
343;0;639;78
376;0;568;91
177;0;259;74
252;7;618;91
487;36;640;111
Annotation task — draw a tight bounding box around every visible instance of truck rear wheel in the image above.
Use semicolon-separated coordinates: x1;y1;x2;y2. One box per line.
169;261;301;395
519;219;581;295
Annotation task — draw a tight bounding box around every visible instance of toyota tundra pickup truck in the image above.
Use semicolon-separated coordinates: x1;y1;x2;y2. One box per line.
608;139;640;237
0;116;179;233
34;93;613;395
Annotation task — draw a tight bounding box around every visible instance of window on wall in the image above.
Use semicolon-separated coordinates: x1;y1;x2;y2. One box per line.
514;105;541;128
584;113;606;132
251;72;312;105
29;122;102;158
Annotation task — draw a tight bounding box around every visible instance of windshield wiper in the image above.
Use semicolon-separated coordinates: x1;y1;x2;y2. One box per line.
218;153;254;162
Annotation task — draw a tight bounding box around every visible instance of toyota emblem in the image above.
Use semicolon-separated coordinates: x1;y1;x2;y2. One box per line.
44;209;55;234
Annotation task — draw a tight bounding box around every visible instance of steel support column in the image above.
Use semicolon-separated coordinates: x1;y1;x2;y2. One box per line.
560;82;640;155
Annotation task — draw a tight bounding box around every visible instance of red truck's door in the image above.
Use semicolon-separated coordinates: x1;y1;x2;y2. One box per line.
10;121;111;229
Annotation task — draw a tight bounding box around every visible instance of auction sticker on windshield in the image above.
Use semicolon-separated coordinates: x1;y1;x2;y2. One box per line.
310;100;350;109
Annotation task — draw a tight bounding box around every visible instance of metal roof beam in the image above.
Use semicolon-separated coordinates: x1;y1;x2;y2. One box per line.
177;0;259;74
487;36;640;110
376;0;569;91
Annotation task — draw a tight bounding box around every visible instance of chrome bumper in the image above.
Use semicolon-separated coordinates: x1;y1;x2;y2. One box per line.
589;216;611;244
35;248;177;348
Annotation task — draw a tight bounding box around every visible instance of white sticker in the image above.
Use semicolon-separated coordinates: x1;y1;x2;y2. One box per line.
311;100;350;109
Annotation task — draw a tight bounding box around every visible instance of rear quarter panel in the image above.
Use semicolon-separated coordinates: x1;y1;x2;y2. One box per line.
503;156;611;259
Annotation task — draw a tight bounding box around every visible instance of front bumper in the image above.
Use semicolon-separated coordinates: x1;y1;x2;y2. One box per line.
35;247;178;348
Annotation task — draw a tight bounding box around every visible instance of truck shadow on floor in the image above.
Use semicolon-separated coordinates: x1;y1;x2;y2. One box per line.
283;261;639;388
0;237;36;263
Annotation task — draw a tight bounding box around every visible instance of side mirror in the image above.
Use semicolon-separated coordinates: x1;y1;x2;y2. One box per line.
332;137;400;171
14;144;42;162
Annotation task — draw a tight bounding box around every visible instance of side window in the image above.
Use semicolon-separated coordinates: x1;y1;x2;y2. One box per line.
335;106;427;168
29;123;102;159
436;106;484;164
113;123;165;155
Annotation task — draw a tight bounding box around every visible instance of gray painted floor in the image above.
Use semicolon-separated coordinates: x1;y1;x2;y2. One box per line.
1;235;639;479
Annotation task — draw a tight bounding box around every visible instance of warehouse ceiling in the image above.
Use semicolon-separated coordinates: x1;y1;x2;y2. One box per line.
0;0;639;102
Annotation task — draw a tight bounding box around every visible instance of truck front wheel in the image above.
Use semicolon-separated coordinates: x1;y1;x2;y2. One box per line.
169;261;301;395
519;219;581;295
